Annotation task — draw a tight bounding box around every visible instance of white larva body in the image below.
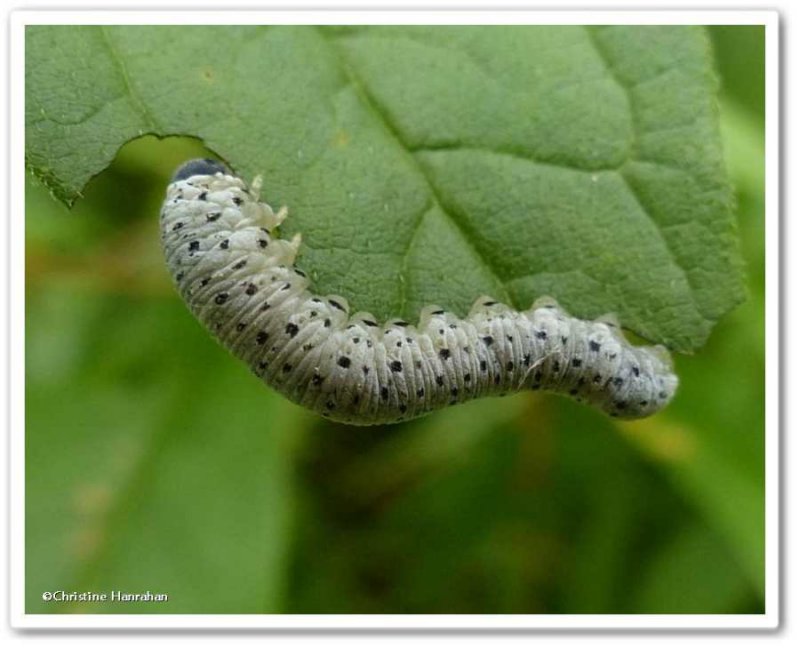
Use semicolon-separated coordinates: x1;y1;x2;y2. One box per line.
160;161;678;425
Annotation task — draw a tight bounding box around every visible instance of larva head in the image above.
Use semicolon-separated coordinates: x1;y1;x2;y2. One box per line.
171;158;229;182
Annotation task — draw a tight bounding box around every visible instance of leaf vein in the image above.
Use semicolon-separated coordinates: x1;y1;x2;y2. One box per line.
98;26;160;133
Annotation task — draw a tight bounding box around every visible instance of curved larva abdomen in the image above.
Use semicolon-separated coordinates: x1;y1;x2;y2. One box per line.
160;159;679;426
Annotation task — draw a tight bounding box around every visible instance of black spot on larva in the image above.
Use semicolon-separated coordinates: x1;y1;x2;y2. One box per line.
615;401;627;410
200;278;210;287
352;337;360;344
439;349;451;361
294;269;307;278
632;366;640;377
523;354;531;366
494;374;501;385
416;387;425;398
483;300;497;306
449;324;458;330
232;196;243;206
590;340;601;352
337;357;351;369
480;360;488;372
380;387;389;400
260;302;271;311
395;321;410;327
329;299;345;311
245;282;257;295
399;404;407;414
572;358;582;368
176;271;184;281
324;318;331;328
282;363;292;373
311;311;318;317
438;329;445;335
234;260;248;271
206;211;221;222
570;388;579;395
256;331;269;345
389;360;403;372
561;336;568;345
506;361;514;372
593;374;602;383
172;222;184;231
536;330;547;340
431;309;445;315
396;341;402;348
353;395;361;406
198;191;208;201
362;366;370;375
236;322;246;332
188;240;200;252
214;292;229;305
464;373;471;383
608;353;618;360
640;400;648;407
258;361;268;370
258;239;268;248
482;336;494;346
312;373;323;386
285;323;299;338
507;335;513;343
363;319;378;327
534;370;543;382
614;377;624;387
450;387;459;397
435;375;444;386
220;239;230;250
325;400;336;411
407;337;413;344
659;391;668;399
302;343;314;351
553;361;561;372
281;283;291;291
311;298;322;304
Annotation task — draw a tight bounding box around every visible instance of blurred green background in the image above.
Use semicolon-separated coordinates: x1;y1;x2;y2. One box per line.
25;26;766;615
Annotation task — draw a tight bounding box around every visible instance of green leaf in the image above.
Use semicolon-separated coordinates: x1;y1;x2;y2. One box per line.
26;25;744;351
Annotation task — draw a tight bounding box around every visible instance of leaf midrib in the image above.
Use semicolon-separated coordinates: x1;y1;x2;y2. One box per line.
321;26;708;329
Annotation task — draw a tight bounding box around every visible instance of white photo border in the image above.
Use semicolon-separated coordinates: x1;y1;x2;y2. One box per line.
8;7;780;631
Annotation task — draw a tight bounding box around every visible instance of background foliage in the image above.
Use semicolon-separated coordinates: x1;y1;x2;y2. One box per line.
25;25;765;614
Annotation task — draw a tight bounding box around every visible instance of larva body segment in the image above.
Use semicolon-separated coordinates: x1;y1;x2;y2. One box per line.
160;160;679;425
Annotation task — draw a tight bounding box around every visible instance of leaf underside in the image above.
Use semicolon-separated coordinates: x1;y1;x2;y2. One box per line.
25;25;745;352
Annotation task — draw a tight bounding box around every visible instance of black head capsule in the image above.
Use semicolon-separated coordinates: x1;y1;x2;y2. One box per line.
171;158;229;182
